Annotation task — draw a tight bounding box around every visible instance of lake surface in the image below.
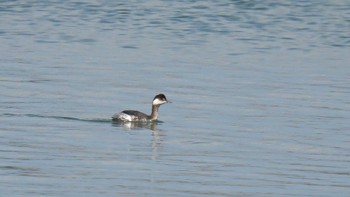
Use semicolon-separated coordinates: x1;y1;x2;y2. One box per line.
1;1;350;196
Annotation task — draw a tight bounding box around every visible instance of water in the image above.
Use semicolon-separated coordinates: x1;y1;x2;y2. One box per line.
1;1;350;196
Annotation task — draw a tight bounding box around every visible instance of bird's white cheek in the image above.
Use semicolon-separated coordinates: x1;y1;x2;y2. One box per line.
153;98;166;105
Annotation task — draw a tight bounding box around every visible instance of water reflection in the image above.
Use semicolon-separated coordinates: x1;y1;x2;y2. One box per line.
112;120;161;131
112;120;164;160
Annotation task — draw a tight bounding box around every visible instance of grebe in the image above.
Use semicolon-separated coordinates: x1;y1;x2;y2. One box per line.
112;94;169;122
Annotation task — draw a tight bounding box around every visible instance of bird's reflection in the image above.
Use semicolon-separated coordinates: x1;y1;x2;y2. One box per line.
112;120;161;130
112;120;164;160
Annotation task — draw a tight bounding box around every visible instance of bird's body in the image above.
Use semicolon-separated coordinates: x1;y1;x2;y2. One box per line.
112;94;169;122
114;110;150;122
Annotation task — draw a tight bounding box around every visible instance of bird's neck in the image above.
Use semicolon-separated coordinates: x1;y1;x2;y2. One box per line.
150;105;160;120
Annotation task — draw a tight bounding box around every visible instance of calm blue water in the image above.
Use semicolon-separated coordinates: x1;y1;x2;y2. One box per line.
1;1;350;196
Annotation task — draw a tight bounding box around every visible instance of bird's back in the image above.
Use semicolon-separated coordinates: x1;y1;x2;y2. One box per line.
112;110;150;122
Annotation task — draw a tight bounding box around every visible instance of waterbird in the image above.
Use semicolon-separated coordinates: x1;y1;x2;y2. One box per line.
112;94;169;122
